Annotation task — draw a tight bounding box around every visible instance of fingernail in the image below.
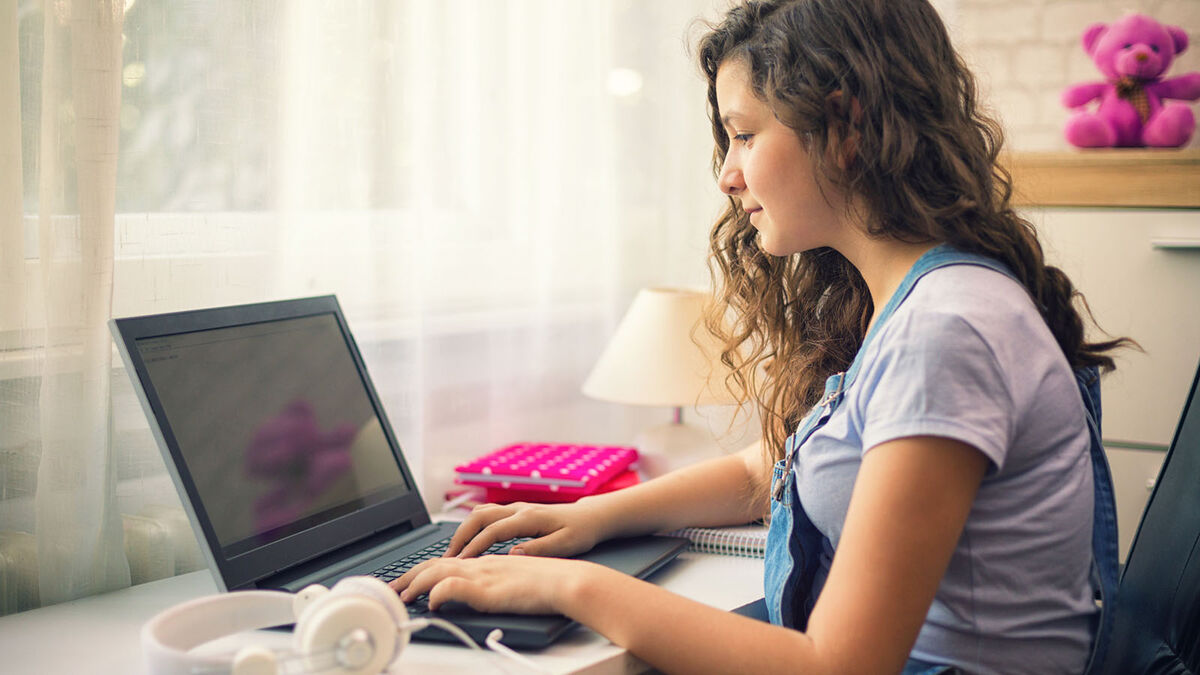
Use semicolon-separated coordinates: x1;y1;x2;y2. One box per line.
510;547;526;555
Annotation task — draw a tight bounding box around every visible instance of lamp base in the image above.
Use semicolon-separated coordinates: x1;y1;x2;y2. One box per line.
634;421;720;479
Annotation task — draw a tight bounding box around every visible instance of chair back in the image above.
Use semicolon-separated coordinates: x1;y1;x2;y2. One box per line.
1101;362;1200;673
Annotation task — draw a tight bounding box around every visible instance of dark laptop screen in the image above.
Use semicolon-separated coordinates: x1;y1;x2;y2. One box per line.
134;313;410;557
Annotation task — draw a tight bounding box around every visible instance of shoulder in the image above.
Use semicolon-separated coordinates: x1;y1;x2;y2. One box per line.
854;262;1075;428
851;265;1062;468
878;264;1050;358
906;264;1034;320
854;262;1073;417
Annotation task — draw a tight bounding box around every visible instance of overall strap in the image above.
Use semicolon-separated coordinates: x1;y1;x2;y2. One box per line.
1077;365;1119;675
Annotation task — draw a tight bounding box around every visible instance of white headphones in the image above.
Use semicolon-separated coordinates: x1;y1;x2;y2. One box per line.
142;575;547;675
142;575;412;675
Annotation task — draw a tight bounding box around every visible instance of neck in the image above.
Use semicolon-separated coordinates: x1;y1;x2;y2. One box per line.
836;232;938;335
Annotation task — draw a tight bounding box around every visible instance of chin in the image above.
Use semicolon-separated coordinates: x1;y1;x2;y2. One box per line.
756;237;795;258
752;232;796;257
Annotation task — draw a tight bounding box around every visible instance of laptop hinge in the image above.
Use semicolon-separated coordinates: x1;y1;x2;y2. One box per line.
256;521;433;591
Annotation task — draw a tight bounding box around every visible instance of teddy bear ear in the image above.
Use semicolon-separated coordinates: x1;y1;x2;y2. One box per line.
1167;25;1189;55
1081;23;1107;55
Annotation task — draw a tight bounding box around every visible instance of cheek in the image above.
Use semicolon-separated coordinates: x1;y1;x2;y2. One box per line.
745;153;783;200
740;151;760;181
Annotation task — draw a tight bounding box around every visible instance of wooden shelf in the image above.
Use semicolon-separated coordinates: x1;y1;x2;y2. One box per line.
1003;150;1200;209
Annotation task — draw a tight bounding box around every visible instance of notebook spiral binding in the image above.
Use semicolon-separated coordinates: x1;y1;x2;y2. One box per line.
668;525;768;558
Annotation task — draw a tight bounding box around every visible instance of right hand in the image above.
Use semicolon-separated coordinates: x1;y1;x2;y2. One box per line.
444;500;606;559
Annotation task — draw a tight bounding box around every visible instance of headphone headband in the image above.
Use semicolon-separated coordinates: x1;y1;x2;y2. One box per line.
142;590;296;675
140;576;537;675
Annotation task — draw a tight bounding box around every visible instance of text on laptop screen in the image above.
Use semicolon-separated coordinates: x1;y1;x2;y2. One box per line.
135;313;409;557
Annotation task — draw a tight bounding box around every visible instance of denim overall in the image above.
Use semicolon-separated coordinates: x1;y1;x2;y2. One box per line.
763;246;1120;674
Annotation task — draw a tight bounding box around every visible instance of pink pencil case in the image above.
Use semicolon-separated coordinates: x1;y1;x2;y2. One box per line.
454;442;639;495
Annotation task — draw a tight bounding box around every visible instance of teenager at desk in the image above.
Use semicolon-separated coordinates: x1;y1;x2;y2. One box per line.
393;1;1130;673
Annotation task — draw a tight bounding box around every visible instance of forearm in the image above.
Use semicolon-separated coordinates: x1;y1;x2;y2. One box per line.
580;444;767;541
561;564;827;675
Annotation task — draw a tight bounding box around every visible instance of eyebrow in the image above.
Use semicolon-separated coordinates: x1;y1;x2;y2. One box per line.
720;110;744;128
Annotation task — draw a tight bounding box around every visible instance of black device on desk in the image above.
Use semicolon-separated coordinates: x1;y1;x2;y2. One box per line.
111;295;687;649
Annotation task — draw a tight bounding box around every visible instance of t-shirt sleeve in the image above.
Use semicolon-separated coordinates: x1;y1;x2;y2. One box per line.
856;310;1015;472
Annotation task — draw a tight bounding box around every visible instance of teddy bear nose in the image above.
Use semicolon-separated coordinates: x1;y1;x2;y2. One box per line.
1136;53;1147;62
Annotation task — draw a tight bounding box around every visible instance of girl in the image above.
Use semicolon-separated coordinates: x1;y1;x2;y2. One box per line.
392;1;1127;672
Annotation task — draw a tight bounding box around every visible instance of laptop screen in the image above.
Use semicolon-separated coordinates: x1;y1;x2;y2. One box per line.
134;312;410;558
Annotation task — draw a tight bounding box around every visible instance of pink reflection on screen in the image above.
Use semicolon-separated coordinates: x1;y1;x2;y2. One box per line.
245;399;355;534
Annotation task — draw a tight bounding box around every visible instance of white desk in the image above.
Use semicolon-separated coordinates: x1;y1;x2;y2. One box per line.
0;551;763;674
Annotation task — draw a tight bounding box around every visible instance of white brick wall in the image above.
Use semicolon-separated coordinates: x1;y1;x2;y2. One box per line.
949;0;1200;150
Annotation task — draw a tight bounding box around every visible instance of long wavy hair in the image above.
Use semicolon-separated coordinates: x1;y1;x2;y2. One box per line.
698;0;1132;470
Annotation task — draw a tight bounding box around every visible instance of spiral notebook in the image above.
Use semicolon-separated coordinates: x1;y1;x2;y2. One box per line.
668;524;768;558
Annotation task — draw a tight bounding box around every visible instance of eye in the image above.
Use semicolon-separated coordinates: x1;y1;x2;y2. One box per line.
1151;44;1160;53
1124;43;1132;49
733;133;753;144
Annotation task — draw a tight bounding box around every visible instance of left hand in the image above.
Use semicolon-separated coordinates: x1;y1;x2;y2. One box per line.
388;554;598;615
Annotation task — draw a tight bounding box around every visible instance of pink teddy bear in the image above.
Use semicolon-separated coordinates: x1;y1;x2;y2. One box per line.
1062;13;1200;148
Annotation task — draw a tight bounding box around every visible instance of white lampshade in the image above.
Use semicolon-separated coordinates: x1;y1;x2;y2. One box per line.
582;287;738;407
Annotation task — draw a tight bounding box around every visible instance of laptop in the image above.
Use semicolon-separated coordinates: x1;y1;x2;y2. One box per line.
110;295;687;648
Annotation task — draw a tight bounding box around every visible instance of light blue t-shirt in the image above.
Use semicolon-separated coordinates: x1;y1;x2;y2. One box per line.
795;264;1097;675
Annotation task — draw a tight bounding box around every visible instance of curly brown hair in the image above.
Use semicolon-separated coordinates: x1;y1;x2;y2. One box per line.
697;0;1132;467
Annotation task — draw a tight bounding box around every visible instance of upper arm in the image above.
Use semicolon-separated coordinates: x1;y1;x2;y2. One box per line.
858;309;1015;474
736;439;771;495
805;435;989;674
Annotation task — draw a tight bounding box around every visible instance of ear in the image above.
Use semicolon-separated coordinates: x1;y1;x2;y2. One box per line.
1167;25;1189;55
826;90;862;170
1082;23;1107;55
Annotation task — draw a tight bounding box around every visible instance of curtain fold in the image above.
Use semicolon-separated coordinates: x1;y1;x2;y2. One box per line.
32;0;129;607
0;2;23;331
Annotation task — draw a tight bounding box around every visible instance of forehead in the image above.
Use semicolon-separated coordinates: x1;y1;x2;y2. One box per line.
715;60;760;120
716;59;751;92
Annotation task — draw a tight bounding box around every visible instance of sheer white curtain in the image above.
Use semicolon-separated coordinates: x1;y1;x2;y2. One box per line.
1;0;130;612
0;0;731;613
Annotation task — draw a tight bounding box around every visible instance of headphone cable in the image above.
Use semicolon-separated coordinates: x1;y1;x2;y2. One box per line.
404;619;549;674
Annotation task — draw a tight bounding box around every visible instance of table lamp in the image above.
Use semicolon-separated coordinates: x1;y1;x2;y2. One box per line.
582;287;739;477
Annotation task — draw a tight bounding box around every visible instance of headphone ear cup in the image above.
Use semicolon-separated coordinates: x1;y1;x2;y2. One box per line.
293;576;408;674
326;576;411;660
328;576;408;625
231;645;279;675
294;593;395;675
293;584;330;620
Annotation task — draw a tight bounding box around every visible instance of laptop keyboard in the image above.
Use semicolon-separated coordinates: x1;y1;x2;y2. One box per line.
370;535;529;614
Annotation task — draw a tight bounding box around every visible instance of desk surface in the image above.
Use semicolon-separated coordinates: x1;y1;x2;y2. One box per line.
0;551;763;674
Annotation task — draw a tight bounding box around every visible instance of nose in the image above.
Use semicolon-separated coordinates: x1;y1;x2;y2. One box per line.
1136;52;1148;62
718;155;744;196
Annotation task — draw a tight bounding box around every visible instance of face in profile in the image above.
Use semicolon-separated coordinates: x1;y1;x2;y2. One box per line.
715;60;851;257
